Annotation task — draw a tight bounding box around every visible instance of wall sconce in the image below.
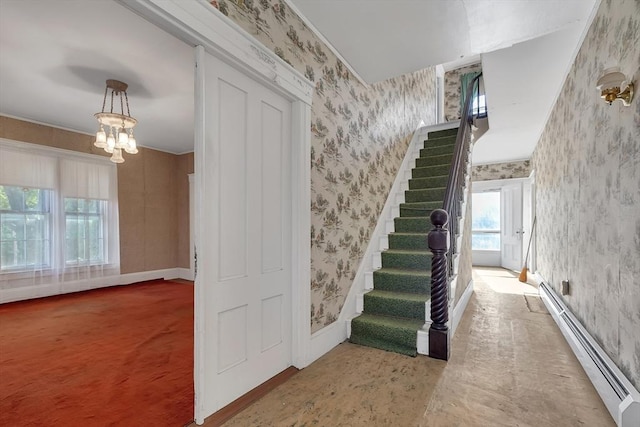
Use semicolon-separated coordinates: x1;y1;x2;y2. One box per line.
596;67;634;106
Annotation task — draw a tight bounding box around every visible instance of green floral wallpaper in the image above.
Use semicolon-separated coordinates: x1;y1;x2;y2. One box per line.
532;0;640;390
472;160;531;181
210;0;437;332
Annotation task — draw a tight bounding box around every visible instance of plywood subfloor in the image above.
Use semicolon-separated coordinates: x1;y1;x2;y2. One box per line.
202;267;613;427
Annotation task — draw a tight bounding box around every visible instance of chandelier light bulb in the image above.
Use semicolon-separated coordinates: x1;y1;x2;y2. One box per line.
117;126;129;149
94;125;107;149
110;147;125;164
124;130;138;154
105;128;116;153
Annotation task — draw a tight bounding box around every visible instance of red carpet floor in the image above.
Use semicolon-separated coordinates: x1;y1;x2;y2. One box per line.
0;280;194;427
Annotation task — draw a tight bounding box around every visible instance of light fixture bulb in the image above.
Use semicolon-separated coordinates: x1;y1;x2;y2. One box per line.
94;125;107;148
117;126;129;149
105;128;116;153
124;130;138;154
110;147;125;164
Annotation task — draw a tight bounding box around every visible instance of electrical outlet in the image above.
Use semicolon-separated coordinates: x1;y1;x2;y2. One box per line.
561;280;570;295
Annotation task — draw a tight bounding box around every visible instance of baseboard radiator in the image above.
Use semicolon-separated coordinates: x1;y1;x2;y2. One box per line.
538;279;640;427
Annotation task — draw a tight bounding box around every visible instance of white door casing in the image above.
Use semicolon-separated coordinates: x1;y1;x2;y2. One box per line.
501;183;523;271
117;2;313;423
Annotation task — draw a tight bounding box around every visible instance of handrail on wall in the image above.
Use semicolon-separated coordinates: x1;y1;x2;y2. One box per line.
428;73;483;361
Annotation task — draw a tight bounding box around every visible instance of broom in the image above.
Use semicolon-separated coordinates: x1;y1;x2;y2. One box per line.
519;216;537;283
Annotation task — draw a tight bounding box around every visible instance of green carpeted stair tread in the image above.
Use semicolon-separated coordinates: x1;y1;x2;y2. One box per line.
404;187;446;203
416;153;453;168
388;232;430;251
363;289;429;320
428;128;458;138
419;144;455;158
399;201;442;218
373;268;431;294
349;313;424;356
408;175;449;190
394;216;433;233
412;164;451;178
381;249;432;270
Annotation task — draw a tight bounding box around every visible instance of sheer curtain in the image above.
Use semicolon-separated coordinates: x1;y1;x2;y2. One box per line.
0;139;119;301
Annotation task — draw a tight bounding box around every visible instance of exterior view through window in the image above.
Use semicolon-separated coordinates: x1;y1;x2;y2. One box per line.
0;186;51;271
472;191;500;250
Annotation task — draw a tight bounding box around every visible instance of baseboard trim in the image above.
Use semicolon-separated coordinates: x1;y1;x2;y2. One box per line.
0;268;182;304
176;267;194;281
451;278;473;337
304;321;347;367
536;273;640;427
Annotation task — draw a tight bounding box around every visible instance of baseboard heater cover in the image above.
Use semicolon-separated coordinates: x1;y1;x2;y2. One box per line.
538;280;640;427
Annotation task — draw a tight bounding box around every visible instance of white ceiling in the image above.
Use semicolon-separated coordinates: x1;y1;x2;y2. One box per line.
0;0;194;154
0;0;597;163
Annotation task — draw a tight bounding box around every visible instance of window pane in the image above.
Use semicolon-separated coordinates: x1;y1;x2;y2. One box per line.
0;186;10;210
472;192;500;231
472;233;500;250
2;213;25;240
26;214;45;240
1;240;25;268
64;198;106;265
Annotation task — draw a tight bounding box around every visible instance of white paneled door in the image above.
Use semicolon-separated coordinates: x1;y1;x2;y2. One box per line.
200;52;292;413
501;183;523;271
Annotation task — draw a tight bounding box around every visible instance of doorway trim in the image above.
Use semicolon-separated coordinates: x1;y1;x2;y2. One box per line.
118;1;313;423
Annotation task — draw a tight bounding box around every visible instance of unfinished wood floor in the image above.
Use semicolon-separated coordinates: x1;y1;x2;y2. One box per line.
204;267;613;427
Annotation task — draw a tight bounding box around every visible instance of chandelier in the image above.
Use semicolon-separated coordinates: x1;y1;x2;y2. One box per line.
94;79;138;163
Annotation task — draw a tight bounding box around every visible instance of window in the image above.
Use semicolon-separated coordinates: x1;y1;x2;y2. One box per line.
0;186;51;270
472;191;500;250
472;94;487;117
0;140;119;288
64;198;106;266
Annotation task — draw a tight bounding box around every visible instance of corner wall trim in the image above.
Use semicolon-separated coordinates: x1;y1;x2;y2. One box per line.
305;321;347;367
537;274;640;427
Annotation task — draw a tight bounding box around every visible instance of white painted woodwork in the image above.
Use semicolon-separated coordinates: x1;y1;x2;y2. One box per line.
201;52;293;414
501;182;523;271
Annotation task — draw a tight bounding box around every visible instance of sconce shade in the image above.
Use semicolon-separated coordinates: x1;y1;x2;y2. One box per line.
596;67;634;106
596;68;626;90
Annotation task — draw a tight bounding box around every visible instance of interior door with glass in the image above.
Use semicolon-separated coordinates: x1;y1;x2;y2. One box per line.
501;183;523;271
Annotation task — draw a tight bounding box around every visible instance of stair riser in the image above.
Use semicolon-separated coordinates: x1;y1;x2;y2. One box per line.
350;321;417;356
416;154;452;168
373;271;431;294
404;188;445;203
363;294;426;320
412;165;451;178
408;176;449;190
423;138;456;149
381;252;432;270
388;234;430;251
428;128;458;139
394;217;433;233
419;145;455;157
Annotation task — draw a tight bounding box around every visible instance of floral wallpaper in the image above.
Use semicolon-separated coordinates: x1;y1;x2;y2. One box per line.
444;63;482;122
532;0;640;390
472;160;531;181
211;0;437;332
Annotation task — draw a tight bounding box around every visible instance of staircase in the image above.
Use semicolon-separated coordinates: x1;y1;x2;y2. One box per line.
349;127;458;356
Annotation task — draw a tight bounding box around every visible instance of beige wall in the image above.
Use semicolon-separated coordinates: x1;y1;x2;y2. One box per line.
0;116;193;274
531;0;640;390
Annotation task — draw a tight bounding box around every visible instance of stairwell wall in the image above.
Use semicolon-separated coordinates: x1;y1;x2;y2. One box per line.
531;0;640;390
212;1;438;332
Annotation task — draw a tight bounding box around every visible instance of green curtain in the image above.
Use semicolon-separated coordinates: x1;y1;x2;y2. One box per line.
460;71;481;112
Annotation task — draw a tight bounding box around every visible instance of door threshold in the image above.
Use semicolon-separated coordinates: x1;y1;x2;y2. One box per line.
190;366;299;426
